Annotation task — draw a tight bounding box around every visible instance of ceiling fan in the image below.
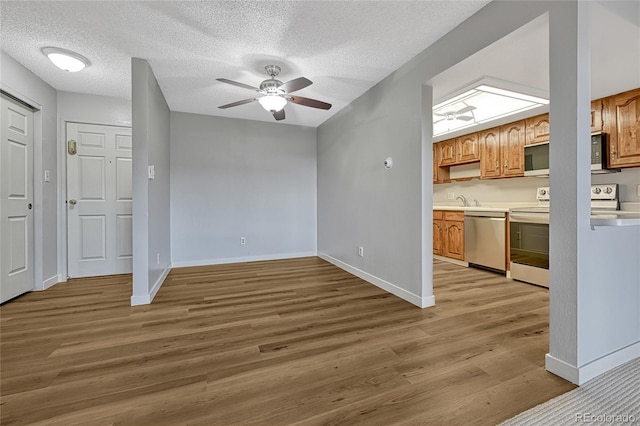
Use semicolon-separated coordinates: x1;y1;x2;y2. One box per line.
433;105;476;124
217;65;332;121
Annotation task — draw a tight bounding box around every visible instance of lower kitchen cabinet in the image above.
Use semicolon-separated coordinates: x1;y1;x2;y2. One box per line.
433;210;444;256
443;211;465;261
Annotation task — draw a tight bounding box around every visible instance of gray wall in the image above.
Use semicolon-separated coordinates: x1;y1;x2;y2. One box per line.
57;91;131;126
131;58;171;305
1;51;58;288
317;1;640;384
170;112;317;266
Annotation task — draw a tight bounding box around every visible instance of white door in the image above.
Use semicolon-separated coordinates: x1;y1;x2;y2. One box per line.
67;122;132;278
0;94;34;303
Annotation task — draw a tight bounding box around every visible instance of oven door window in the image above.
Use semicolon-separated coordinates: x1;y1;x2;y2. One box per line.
510;222;549;269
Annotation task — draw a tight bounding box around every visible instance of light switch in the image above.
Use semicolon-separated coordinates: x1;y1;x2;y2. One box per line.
44;170;50;182
148;165;155;180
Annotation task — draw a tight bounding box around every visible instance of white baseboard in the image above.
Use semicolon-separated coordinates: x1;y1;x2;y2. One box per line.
171;251;317;268
546;341;640;385
318;252;433;308
130;263;171;306
433;255;469;267
42;275;59;290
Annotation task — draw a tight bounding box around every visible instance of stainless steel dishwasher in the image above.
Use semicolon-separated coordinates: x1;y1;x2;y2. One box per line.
464;211;506;272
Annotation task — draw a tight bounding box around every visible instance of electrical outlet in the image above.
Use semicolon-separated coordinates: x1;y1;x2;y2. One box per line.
358;246;364;257
156;253;160;265
240;237;246;245
447;192;455;200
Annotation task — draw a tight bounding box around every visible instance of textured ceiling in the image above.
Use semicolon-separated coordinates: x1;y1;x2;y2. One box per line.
0;1;490;127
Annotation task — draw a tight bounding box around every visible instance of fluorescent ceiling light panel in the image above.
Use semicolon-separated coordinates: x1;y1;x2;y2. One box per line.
433;80;549;137
41;47;90;72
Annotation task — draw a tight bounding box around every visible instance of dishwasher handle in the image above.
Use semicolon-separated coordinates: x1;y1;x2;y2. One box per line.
464;211;506;218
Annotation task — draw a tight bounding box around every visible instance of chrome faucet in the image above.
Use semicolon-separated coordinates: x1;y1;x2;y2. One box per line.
456;195;468;207
473;199;480;207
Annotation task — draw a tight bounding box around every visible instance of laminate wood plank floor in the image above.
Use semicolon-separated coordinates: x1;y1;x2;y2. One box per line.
1;257;575;425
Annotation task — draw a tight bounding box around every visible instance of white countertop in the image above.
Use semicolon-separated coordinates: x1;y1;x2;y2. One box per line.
433;205;510;213
590;211;640;227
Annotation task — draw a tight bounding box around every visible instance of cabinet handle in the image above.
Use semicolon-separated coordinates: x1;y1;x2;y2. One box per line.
611;149;616;159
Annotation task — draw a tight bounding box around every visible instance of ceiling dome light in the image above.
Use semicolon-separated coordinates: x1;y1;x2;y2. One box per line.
258;95;287;112
41;47;90;72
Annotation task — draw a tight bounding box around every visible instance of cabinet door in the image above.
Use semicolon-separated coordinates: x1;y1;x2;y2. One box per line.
479;127;501;179
456;133;479;163
433;219;443;255
604;88;640;168
438;139;456;166
443;220;464;260
591;99;603;134
500;120;526;177
525;114;550;145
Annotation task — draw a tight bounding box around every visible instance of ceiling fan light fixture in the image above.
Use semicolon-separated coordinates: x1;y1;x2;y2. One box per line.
258;95;287;112
42;47;90;72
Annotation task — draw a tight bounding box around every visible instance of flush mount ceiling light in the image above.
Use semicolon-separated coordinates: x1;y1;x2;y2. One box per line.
41;47;90;72
433;77;549;137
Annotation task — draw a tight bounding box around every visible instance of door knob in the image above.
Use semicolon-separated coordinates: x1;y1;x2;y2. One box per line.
69;199;77;205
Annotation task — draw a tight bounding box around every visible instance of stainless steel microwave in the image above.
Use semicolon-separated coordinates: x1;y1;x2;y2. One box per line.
523;132;618;176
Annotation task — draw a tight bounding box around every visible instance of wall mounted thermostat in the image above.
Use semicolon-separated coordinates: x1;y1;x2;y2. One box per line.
384;157;393;169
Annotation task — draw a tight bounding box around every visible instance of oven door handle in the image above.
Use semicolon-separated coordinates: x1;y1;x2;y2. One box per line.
509;213;549;224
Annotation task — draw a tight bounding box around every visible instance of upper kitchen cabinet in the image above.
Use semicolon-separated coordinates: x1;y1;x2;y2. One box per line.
456;133;479;163
433;145;450;183
500;120;526;177
604;88;640;169
438;139;457;166
479;127;501;179
525;114;549;145
591;99;603;134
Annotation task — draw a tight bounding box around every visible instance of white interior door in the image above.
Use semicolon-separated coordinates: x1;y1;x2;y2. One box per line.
67;122;132;278
0;94;34;303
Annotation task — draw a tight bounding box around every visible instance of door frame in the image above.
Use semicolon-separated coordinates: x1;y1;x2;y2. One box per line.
0;84;42;291
58;119;132;280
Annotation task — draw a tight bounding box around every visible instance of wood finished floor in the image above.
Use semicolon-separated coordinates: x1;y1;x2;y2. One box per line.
0;257;575;425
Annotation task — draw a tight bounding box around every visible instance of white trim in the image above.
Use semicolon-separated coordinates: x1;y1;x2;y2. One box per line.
130;263;171;306
546;342;640;385
171;252;318;268
318;252;434;308
433;255;469;267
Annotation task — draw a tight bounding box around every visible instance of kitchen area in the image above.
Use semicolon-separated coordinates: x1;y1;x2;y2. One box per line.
432;90;640;287
429;7;640;290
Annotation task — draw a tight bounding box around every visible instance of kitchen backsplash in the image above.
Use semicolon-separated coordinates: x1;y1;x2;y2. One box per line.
433;168;640;204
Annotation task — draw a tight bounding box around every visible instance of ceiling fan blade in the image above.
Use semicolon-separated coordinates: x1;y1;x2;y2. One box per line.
218;98;257;109
433;112;450;117
217;78;260;92
279;77;312;94
273;109;285;121
433;118;447;124
455;105;476;115
456;115;474;121
288;96;332;110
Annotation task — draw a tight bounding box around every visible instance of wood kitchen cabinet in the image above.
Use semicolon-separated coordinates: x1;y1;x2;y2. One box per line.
500;120;526;177
456;133;479;163
433;210;444;256
591;99;603;133
443;211;464;261
525;114;549;145
479;127;502;179
438;139;457;166
603;87;640;168
433;145;450;184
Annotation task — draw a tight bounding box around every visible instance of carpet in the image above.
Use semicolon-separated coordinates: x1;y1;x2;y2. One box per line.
500;357;640;425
